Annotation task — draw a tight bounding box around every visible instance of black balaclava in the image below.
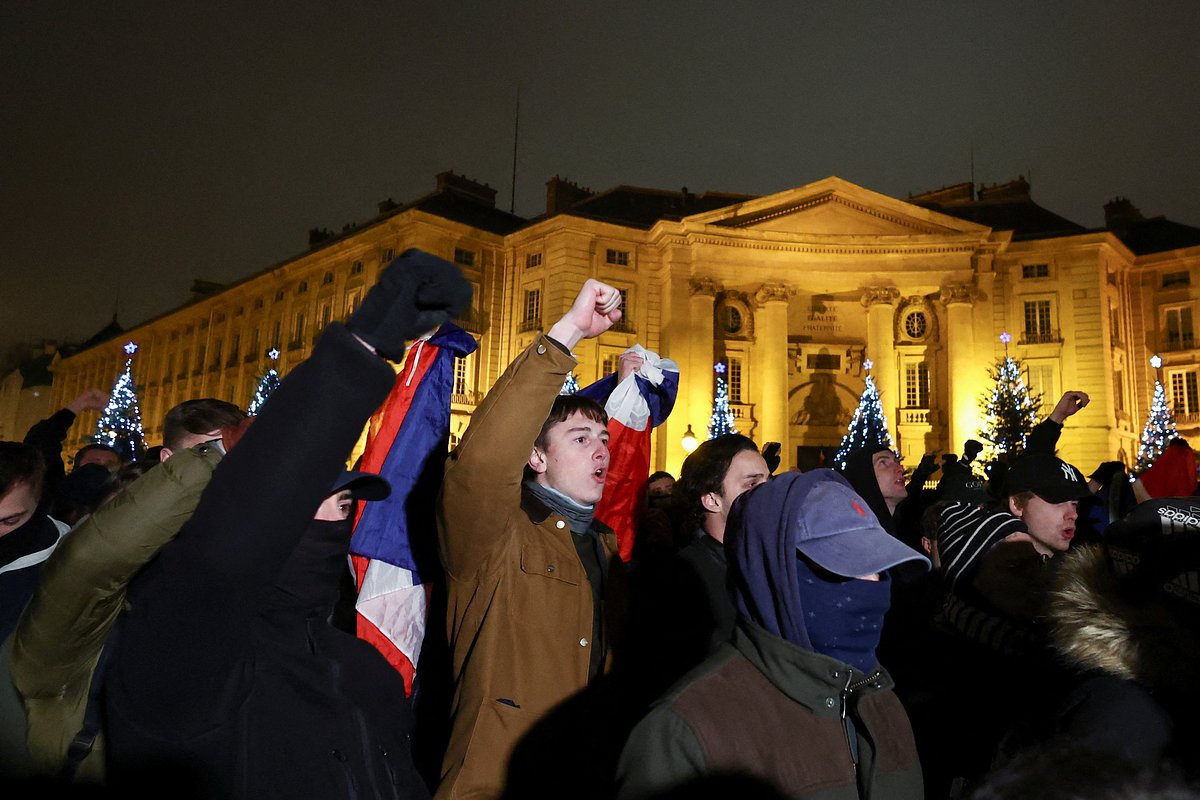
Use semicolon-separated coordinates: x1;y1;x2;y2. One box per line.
270;517;354;618
795;559;891;673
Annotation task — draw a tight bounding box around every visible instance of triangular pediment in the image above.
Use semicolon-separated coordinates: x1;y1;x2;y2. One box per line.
686;176;990;237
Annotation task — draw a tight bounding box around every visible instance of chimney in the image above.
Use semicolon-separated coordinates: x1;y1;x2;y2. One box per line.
1104;196;1144;234
435;171;497;207
545;175;595;215
377;198;399;215
976;176;1031;203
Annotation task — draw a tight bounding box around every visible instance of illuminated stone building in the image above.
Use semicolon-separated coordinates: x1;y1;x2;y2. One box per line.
49;172;1200;477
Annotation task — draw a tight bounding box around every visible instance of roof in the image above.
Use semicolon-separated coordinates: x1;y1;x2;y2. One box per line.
405;187;527;235
555;185;757;229
1109;216;1200;256
908;178;1086;241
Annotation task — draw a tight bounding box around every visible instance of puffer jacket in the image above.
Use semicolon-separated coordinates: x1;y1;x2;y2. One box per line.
5;444;221;782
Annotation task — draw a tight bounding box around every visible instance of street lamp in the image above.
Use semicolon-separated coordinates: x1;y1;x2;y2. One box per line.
681;424;699;454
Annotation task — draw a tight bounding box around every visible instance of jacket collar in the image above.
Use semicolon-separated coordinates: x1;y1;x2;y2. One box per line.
732;617;892;713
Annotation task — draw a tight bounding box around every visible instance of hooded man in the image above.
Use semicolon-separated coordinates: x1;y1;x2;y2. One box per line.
101;249;471;799
617;470;928;800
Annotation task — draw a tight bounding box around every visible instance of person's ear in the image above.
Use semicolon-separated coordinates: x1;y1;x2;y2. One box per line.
159;447;173;463
700;491;722;514
528;447;548;475
1007;495;1022;517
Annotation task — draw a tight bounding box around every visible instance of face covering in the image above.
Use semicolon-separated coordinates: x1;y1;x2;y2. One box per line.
270;517;354;616
794;558;892;674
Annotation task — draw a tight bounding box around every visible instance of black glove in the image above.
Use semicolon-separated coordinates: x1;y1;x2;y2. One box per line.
347;249;473;360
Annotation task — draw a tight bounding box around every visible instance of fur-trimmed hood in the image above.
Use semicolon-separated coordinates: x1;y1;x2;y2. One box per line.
1048;543;1200;698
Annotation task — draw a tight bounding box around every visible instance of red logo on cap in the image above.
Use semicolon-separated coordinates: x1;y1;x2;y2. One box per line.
852;501;866;516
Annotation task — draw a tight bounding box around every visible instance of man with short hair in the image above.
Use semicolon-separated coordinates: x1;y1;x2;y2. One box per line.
0;442;67;644
159;399;246;461
436;279;625;799
636;435;768;693
72;443;121;473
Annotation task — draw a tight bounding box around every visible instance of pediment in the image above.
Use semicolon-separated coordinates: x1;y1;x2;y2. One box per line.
687;177;989;237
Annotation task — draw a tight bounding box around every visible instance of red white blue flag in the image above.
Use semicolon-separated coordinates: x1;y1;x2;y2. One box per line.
580;344;679;561
350;324;477;695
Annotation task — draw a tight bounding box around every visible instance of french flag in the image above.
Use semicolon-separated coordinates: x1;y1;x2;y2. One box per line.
580;345;679;561
349;324;477;695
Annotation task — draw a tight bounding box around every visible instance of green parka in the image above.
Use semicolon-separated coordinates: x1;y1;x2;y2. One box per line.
4;444;221;782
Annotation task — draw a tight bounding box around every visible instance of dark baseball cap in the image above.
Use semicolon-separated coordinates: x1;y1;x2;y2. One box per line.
330;470;391;501
1004;453;1091;503
738;470;929;578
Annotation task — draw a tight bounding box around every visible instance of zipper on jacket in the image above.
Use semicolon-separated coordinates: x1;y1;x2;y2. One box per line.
839;669;881;775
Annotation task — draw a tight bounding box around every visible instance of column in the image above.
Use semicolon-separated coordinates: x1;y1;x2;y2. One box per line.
687;276;719;444
861;287;900;431
755;283;794;465
943;283;977;451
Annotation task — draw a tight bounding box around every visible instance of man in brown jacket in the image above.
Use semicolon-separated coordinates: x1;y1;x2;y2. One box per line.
436;278;625;799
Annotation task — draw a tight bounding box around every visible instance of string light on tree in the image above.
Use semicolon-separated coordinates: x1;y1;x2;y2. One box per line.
707;362;738;438
977;332;1041;462
248;346;282;416
1134;354;1178;474
94;341;146;461
834;357;897;470
560;372;580;395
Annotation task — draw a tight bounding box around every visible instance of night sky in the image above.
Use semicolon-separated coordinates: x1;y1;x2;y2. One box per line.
4;2;1198;355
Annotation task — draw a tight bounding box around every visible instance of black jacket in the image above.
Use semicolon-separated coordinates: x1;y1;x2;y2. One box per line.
105;324;428;799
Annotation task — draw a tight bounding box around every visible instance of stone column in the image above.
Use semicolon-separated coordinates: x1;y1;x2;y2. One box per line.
861;287;900;431
943;284;977;451
755;283;794;465
687;277;719;444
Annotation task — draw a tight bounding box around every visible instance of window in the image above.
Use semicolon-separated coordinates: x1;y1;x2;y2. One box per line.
351;261;364;275
318;301;332;332
903;310;928;339
254;298;264;310
526;252;542;269
454;247;476;267
345;289;363;318
291;311;306;345
453;356;469;396
211;340;222;369
522;288;541;329
722;306;743;335
296;280;308;294
1023;299;1053;342
381;248;395;263
1165;305;1195;349
229;333;241;363
1022;263;1050;279
322;271;334;285
1026;362;1058;404
727;358;743;403
1163;270;1191;288
605;248;630;266
1112;369;1125;412
195;345;206;373
275;290;285;302
611;288;634;332
1170;370;1200;415
270;320;282;349
603;353;622;376
903;361;930;408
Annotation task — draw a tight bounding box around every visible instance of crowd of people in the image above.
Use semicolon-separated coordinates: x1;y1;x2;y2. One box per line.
0;250;1197;799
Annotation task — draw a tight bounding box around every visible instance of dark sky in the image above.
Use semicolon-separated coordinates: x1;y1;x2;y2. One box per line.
3;1;1199;355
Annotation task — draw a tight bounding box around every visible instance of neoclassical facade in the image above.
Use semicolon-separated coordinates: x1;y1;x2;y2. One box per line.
48;171;1200;477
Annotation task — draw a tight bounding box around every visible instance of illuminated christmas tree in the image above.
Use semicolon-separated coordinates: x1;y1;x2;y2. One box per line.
978;332;1042;462
707;362;737;438
94;341;145;461
560;372;579;395
248;347;282;416
835;359;896;470
1135;355;1178;474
